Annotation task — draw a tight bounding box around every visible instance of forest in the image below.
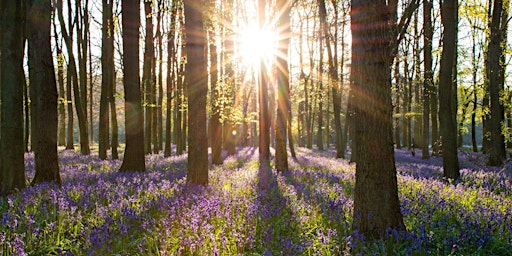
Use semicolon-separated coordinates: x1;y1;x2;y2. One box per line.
0;0;511;254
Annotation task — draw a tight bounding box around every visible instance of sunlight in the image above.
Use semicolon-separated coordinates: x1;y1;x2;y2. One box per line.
238;24;277;69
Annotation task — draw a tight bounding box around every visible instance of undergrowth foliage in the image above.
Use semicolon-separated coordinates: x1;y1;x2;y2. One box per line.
1;148;511;255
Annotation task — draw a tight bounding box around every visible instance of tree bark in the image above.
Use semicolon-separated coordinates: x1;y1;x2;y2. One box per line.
439;0;460;179
422;0;433;159
210;30;223;165
0;0;27;195
275;0;291;172
350;0;406;237
99;0;114;160
487;0;507;166
27;0;61;185
119;0;145;172
143;0;155;154
56;0;90;155
258;0;271;170
184;0;209;185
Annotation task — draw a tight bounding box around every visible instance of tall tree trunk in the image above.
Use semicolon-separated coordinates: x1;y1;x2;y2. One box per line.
27;0;61;185
422;0;433;159
487;0;507;166
156;0;164;152
184;0;209;185
56;0;90;155
394;59;401;149
258;0;271;170
143;0;155;154
351;0;405;237
53;12;66;147
0;0;27;195
317;36;324;151
165;3;177;157
210;30;223;165
99;0;113;160
319;0;343;158
119;0;145;172
275;0;291;172
439;0;460;179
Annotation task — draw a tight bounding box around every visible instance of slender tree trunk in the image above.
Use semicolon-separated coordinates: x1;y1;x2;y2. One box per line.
27;0;61;185
143;0;155;154
165;4;177;157
258;0;271;170
422;0;433;159
319;0;343;158
120;0;145;172
53;13;66;147
487;0;507;166
439;0;460;179
317;36;324;151
156;1;164;152
99;0;112;160
0;0;27;195
394;59;401;149
184;0;209;184
56;0;90;155
210;30;223;165
275;0;291;172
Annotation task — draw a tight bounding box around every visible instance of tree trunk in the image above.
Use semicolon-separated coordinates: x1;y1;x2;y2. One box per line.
0;0;27;195
184;0;209;185
275;0;291;172
56;0;90;155
210;30;223;165
119;0;145;172
27;0;61;185
165;4;177;157
317;38;324;151
394;59;401;149
258;0;271;170
319;0;343;158
350;0;406;237
156;1;164;152
422;0;433;159
439;0;460;179
99;0;113;160
143;0;154;155
53;13;66;147
487;0;507;166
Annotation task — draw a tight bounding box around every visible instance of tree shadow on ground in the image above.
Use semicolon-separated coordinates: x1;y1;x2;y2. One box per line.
253;160;306;254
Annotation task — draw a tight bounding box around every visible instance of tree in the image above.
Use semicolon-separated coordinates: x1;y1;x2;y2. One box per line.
319;0;344;158
487;0;507;166
259;0;271;170
143;0;155;155
275;0;291;172
184;0;209;185
119;0;146;172
422;0;433;159
210;29;223;165
27;0;61;185
439;0;460;179
350;0;417;237
165;1;178;157
99;0;115;160
0;0;26;195
55;0;90;155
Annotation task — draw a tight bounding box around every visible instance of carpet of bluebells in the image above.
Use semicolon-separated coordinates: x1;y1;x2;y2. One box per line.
1;147;511;255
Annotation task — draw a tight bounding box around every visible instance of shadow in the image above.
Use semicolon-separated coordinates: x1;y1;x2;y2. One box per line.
254;161;306;254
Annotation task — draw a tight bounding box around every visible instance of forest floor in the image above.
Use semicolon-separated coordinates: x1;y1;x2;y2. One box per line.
1;147;511;255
